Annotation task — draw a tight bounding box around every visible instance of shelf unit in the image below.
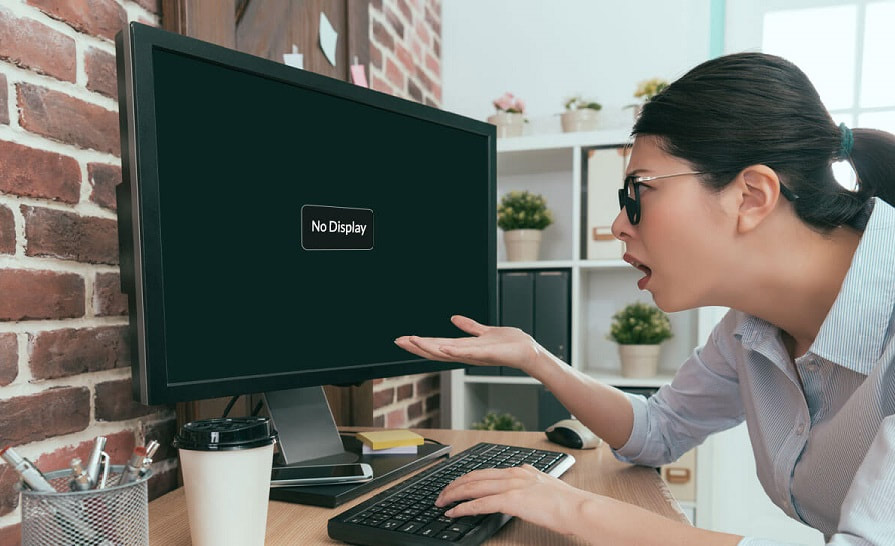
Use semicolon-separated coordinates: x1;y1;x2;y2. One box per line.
442;128;721;431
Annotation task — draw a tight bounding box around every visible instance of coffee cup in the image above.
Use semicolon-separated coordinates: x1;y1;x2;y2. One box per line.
173;417;278;546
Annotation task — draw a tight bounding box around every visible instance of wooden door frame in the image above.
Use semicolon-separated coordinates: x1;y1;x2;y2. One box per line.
161;0;369;73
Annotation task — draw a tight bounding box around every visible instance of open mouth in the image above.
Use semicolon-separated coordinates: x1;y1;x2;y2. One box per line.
623;253;653;290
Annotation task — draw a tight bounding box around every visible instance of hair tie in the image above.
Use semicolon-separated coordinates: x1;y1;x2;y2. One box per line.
838;122;853;160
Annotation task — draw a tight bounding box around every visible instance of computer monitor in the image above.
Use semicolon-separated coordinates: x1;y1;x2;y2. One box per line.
115;22;496;473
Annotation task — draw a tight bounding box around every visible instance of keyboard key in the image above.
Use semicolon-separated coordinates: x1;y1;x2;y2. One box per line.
417;521;449;537
447;523;473;535
398;521;424;533
436;530;462;541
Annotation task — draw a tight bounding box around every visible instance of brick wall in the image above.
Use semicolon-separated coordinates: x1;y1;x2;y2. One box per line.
368;0;444;429
0;0;443;539
0;0;169;542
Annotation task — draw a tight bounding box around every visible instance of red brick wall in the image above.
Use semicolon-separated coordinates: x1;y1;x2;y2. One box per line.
0;0;443;538
368;0;444;429
0;0;170;540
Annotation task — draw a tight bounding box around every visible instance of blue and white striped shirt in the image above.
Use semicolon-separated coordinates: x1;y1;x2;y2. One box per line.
614;197;895;545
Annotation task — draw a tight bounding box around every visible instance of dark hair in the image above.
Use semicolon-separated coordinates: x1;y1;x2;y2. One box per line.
633;52;895;231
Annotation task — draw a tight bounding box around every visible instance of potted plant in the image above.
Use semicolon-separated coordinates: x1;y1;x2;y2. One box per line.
607;302;673;378
561;96;602;132
629;77;669;120
497;190;553;262
487;92;526;138
472;411;525;431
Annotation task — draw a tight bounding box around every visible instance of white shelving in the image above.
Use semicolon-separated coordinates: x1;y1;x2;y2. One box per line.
443;128;708;431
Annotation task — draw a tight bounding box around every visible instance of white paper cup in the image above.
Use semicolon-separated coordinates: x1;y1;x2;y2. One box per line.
174;417;278;546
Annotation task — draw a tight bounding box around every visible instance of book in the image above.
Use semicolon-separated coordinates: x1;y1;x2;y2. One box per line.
356;430;424;450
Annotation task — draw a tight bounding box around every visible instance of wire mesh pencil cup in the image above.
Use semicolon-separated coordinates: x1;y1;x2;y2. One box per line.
19;465;152;546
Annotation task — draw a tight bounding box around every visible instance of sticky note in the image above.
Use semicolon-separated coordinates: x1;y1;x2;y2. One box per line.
350;64;368;87
356;430;424;450
319;12;338;67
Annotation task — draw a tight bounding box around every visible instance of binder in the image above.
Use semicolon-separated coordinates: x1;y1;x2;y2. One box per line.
503;270;570;377
534;270;570;363
585;146;628;260
467;271;534;376
469;270;571;378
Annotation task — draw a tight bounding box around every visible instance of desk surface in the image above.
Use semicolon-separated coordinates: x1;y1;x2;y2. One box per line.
149;428;686;545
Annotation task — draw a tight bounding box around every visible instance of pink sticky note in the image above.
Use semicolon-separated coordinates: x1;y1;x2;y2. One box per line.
350;64;368;87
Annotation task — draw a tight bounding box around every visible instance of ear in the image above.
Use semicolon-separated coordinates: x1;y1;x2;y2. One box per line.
733;165;786;233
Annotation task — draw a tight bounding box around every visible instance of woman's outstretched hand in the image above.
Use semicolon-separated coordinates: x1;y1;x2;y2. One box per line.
394;315;546;374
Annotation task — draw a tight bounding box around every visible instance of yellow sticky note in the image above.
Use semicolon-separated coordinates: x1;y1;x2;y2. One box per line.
356;430;424;450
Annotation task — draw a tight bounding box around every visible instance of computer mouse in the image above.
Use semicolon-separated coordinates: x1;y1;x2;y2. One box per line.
545;419;602;450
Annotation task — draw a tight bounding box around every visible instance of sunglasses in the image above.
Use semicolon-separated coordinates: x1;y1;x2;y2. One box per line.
618;171;799;225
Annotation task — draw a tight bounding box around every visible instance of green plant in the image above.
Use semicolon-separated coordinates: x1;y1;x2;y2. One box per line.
472;411;525;431
563;96;602;111
607;302;673;345
497;191;553;231
633;77;669;101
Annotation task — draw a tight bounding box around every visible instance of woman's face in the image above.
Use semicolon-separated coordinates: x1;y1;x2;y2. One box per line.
611;135;735;312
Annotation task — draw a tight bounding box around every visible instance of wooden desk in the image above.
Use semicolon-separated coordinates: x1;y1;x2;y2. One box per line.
149;428;687;545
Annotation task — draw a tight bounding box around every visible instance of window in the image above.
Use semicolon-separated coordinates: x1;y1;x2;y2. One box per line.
726;0;895;186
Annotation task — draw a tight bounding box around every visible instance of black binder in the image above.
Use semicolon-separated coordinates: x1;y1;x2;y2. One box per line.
468;269;571;377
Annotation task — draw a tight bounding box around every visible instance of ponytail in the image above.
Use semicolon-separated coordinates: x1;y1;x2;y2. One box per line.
849;128;895;209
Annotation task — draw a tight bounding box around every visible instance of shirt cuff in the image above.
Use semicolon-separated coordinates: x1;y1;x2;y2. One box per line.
611;391;650;462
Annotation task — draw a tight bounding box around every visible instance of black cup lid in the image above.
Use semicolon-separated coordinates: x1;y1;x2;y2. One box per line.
173;417;278;451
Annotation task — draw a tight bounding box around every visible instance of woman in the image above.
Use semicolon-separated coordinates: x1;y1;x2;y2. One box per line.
395;53;895;545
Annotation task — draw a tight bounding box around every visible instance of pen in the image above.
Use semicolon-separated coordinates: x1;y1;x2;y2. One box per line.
117;446;147;485
69;457;91;491
84;436;107;488
144;439;159;461
0;446;55;493
97;452;110;489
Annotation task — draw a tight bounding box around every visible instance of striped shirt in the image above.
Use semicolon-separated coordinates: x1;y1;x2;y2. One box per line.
613;197;895;545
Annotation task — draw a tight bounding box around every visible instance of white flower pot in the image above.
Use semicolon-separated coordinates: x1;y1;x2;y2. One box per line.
487;111;525;138
503;229;542;262
561;109;599;132
618;344;661;378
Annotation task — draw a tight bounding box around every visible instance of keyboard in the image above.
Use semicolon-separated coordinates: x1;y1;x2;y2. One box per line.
327;442;575;545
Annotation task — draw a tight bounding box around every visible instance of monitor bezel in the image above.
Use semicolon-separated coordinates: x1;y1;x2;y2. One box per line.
116;22;497;405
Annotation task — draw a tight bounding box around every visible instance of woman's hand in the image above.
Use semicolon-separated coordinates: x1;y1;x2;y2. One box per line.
434;465;737;545
434;465;594;537
394;315;547;374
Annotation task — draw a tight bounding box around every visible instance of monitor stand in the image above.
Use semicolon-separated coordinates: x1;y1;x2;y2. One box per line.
263;386;452;507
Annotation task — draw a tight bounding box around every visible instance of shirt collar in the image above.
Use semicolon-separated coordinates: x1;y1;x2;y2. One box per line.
734;198;895;376
811;198;895;373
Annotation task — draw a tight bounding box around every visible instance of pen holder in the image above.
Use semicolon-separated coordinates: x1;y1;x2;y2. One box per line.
18;465;152;546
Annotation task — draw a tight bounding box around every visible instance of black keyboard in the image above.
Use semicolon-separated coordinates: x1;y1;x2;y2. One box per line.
328;442;575;545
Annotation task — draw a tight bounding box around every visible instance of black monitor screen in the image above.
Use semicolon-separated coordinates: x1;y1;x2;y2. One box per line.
117;24;496;404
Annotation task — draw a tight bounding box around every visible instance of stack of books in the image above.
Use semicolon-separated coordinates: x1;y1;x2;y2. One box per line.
356;430;424;455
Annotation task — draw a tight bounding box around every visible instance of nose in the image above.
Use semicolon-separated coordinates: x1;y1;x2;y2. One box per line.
611;208;633;241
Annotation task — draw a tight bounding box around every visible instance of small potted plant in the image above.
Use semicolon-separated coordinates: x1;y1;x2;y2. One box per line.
607;302;673;378
472;411;525;431
497;190;553;262
629;77;669;120
487;92;526;138
561;96;602;132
